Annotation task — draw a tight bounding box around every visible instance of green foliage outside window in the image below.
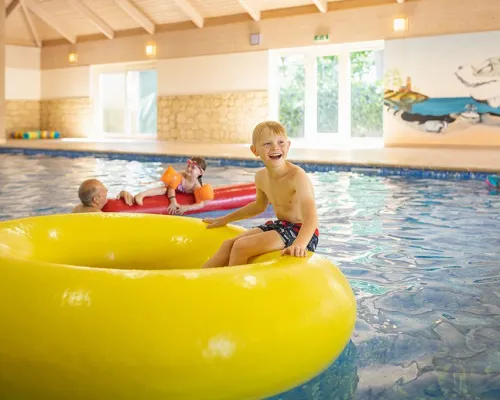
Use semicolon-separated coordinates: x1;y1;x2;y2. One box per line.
278;51;384;138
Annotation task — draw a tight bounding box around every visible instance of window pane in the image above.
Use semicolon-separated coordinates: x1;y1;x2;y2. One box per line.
317;55;339;134
100;72;126;134
350;50;384;137
139;70;158;135
278;55;305;138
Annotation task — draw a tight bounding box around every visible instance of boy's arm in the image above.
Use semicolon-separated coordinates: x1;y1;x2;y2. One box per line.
221;187;269;224
204;174;269;227
284;171;318;255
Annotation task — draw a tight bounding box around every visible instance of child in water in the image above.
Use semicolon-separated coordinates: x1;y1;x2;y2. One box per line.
134;156;209;214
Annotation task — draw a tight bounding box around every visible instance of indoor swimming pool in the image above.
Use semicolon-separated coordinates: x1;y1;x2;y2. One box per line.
0;152;499;400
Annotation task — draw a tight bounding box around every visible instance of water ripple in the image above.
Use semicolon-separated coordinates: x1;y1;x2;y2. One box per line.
1;154;500;399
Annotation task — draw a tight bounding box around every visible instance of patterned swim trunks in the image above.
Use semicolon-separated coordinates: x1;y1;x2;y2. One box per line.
256;220;319;252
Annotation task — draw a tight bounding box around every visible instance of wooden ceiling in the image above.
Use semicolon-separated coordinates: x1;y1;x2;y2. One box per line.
4;0;394;47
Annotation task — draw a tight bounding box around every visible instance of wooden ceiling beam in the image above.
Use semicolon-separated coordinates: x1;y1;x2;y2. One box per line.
172;0;203;28
24;0;77;44
68;0;115;39
238;0;260;21
40;0;415;47
114;0;155;35
6;0;20;18
20;0;41;47
312;0;328;13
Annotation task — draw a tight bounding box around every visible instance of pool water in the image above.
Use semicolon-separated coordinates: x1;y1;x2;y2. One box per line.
1;153;500;400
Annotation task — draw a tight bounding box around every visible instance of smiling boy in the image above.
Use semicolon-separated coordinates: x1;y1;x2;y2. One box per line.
202;121;319;268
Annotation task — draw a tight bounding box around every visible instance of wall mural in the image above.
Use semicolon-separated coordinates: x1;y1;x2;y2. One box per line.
384;57;500;134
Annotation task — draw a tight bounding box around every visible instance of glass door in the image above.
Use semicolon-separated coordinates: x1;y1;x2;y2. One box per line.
100;72;127;135
269;41;384;145
350;50;384;138
96;65;158;138
276;54;306;138
316;55;340;136
127;70;158;136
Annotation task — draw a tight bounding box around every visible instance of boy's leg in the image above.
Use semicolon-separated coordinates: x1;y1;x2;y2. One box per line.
228;230;285;266
201;228;263;269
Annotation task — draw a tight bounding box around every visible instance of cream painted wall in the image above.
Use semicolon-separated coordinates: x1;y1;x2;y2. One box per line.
5;68;41;100
38;51;268;99
384;30;500;147
6;45;40;69
41;67;90;99
157;51;268;95
4;45;41;101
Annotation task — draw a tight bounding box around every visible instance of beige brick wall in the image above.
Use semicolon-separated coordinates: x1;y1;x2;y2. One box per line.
158;91;268;143
6;92;267;141
5;100;41;134
40;97;92;138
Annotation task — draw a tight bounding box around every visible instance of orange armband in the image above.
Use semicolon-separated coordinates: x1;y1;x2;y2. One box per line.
161;166;183;190
194;184;214;203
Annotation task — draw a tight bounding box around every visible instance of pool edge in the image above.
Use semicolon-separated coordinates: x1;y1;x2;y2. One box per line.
0;146;497;181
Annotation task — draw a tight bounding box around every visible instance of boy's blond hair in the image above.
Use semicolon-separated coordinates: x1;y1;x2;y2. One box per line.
252;121;288;145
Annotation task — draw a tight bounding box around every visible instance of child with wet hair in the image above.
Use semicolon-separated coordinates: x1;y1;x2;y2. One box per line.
134;156;209;215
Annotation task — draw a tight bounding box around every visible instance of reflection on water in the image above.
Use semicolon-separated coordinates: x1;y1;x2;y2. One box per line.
1;154;500;399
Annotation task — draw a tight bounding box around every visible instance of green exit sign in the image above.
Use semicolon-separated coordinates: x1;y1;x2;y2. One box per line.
314;34;330;42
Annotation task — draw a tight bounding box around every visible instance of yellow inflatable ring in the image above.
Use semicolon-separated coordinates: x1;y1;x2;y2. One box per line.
0;213;356;400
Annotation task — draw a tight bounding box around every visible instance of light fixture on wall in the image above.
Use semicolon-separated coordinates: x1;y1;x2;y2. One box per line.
68;52;78;64
145;42;157;57
393;16;408;32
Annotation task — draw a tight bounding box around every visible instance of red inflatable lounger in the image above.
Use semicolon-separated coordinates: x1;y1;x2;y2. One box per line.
102;182;256;216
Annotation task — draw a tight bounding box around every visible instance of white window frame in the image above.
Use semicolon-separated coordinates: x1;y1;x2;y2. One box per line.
90;60;158;140
268;40;384;146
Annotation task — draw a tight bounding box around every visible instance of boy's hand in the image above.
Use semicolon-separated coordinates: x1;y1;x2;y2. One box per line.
281;244;308;257
203;217;227;229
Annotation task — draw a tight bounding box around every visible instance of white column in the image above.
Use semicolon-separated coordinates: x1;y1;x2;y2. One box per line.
267;50;280;121
0;0;6;143
304;53;317;139
338;49;351;142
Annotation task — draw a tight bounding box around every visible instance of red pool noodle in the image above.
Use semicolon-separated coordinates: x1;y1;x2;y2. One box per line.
102;182;256;215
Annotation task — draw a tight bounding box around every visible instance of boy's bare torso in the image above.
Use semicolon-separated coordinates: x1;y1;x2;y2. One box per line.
256;163;305;224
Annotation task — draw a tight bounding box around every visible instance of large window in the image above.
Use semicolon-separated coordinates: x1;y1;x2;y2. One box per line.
93;63;157;138
270;41;384;142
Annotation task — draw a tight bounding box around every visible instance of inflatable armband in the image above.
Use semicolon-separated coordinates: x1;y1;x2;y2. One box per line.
161;166;183;190
194;184;214;203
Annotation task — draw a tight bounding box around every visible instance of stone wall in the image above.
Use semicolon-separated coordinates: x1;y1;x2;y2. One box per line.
5;100;41;134
158;91;268;143
40;97;92;137
4;92;268;141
